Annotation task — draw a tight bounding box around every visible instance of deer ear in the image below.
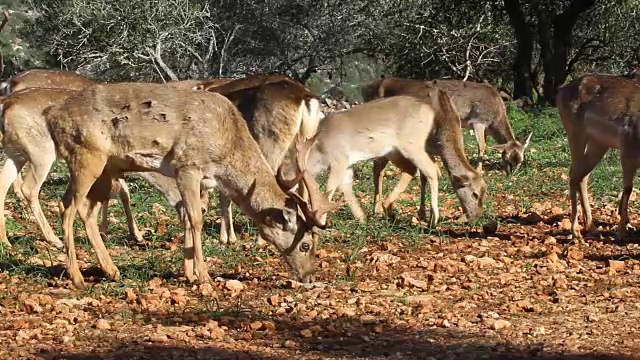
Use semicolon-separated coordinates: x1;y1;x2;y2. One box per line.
282;205;298;231
451;174;470;187
521;132;533;149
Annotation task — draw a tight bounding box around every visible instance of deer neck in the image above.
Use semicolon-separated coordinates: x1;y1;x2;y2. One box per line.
216;149;289;224
434;126;476;178
486;113;517;145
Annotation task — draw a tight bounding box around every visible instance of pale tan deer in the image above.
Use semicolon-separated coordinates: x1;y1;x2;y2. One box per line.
139;75;323;246
360;81;487;222
0;88;144;249
301;95;486;227
556;74;640;240
45;82;336;288
363;77;531;174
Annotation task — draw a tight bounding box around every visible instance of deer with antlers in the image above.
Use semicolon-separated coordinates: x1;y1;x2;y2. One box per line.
363;77;531;174
299;94;486;227
556;74;640;240
140;75;323;246
45;82;336;287
0;87;144;249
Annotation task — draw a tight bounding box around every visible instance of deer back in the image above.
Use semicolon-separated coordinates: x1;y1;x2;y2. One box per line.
557;74;640;149
7;69;97;93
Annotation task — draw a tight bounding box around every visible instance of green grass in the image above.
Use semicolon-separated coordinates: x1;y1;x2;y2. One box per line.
0;102;636;291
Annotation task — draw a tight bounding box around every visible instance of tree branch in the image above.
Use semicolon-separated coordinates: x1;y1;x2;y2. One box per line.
145;40;178;82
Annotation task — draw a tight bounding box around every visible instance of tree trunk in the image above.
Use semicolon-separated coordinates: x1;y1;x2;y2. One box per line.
539;0;596;105
504;0;534;100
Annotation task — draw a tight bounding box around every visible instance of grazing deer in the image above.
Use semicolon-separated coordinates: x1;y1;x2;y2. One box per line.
139;75;323;246
45;83;336;287
556;74;640;240
0;88;144;249
300;95;486;227
363;76;531;174
0;69;98;95
360;81;487;221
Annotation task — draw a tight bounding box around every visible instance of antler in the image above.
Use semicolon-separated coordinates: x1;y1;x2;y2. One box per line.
279;136;339;229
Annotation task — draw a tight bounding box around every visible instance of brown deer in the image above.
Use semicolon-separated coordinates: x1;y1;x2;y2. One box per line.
140;75;323;246
300;95;486;227
45;83;336;288
363;76;531;174
166;78;234;91
556;74;640;240
0;88;144;249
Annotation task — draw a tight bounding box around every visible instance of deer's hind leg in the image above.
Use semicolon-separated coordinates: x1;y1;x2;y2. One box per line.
383;154;419;218
20;151;63;248
397;147;440;228
617;144;639;240
62;155;119;288
568;136;608;240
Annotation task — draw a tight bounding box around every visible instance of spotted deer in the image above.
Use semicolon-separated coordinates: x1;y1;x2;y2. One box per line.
45;83;336;288
0;88;144;249
363;76;531;174
556;74;640;240
0;69;98;95
139;75;323;246
299;95;486;227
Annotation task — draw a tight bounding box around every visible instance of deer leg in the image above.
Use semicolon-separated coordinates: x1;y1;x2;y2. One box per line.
77;170;120;281
0;157;25;248
100;200;109;239
11;168;26;204
176;169;211;284
472;122;487;173
618;151;638;241
338;168;366;222
569;141;607;240
59;182;84;287
219;193;237;245
400;148;440;228
373;157;389;215
20;153;64;248
385;155;419;218
116;178;144;242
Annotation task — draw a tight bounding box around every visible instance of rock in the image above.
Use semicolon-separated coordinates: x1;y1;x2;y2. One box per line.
405;295;433;305
300;329;313;338
477;257;497;268
268;294;279;306
463;255;477;264
567;247;584;261
551;206;564;215
400;273;429;290
249;321;263;331
148;334;168;343
225;280;244;292
95;319;111;330
23;299;43;314
124;288;137;302
492;319;511;330
560;218;572;230
608;260;625;274
482;221;498;235
263;321;276;331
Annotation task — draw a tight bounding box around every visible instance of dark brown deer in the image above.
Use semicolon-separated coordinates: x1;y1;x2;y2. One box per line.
556;74;640;240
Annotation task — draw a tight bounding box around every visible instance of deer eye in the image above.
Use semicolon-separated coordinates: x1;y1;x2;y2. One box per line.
299;242;311;252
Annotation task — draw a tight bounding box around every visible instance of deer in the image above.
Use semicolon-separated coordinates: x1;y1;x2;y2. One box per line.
0;87;144;249
363;76;531;175
360;80;487;222
166;78;234;91
138;74;323;247
44;82;337;288
299;94;486;227
556;74;640;241
0;69;98;95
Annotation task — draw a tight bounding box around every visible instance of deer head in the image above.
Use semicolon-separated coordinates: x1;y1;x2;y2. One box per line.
490;132;532;175
269;136;338;282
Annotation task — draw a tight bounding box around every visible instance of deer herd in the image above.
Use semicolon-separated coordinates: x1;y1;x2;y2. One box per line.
0;66;637;288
